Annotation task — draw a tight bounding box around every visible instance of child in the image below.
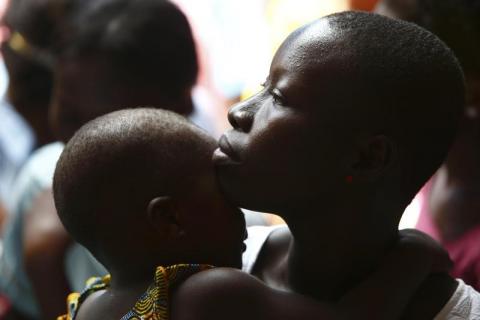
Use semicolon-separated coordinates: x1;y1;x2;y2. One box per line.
214;11;480;319
54;108;451;320
0;0;203;318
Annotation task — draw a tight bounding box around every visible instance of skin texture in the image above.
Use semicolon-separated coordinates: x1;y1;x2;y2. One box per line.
214;12;460;318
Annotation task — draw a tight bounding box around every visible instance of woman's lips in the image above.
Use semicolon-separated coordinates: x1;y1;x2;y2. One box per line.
213;135;241;164
219;135;240;160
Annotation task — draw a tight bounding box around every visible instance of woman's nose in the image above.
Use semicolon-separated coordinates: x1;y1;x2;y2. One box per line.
227;100;256;132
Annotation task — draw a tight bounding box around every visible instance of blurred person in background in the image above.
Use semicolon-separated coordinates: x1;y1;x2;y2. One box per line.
0;0;238;318
0;0;57;231
376;0;480;290
0;2;90;318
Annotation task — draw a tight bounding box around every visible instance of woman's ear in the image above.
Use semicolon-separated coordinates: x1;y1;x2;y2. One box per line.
147;196;182;237
351;135;395;180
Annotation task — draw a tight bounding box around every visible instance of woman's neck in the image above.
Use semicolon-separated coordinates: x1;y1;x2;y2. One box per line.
281;205;398;301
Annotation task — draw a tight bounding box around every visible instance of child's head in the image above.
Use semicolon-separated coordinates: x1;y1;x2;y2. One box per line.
49;0;198;142
215;12;464;224
53;108;246;274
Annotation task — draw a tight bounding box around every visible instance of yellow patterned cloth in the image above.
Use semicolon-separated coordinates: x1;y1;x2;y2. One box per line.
57;264;212;320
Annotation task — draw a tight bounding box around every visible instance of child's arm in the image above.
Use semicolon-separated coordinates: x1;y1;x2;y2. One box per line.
172;229;449;320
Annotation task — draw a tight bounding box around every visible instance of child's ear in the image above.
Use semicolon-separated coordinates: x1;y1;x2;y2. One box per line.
147;196;183;237
351;135;395;179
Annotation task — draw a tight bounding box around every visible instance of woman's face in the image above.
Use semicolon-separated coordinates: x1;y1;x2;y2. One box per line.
213;28;352;214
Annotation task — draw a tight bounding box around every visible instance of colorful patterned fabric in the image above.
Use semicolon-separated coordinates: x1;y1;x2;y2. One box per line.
57;264;212;320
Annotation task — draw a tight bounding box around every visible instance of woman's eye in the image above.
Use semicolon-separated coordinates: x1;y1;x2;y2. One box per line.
271;93;280;103
270;88;284;105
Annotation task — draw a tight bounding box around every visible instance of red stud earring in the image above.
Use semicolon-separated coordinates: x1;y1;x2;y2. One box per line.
345;175;353;184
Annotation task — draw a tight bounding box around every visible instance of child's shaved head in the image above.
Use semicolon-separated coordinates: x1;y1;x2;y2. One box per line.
53;108;213;248
53;108;245;270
